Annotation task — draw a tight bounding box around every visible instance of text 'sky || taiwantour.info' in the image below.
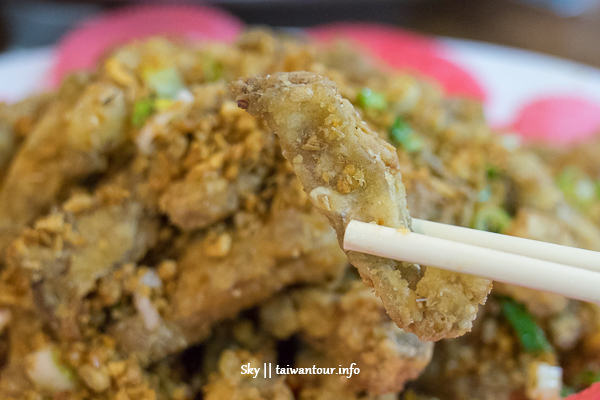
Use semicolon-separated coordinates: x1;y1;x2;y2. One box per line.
241;363;361;379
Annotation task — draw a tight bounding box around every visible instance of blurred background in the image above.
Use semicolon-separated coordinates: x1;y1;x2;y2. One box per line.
1;0;600;67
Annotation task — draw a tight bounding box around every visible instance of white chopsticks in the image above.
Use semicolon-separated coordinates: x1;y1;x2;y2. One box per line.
343;219;600;304
412;218;600;273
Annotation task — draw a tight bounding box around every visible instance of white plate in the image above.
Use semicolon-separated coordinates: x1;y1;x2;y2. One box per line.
441;38;600;127
0;46;55;103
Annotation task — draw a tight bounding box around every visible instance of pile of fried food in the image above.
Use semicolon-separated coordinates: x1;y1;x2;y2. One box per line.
1;29;600;400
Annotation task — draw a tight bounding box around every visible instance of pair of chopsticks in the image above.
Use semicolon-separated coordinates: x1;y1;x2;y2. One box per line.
344;219;600;304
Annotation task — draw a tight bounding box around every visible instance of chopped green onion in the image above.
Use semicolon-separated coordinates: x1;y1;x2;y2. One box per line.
557;166;579;194
132;98;155;127
573;370;600;388
143;67;184;99
357;88;387;111
202;57;224;82
501;297;553;354
471;205;511;233
478;186;492;203
561;386;576;397
388;116;423;152
486;164;502;180
556;166;597;209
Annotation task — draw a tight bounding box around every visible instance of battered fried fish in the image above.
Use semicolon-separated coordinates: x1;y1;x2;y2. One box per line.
6;184;158;341
260;277;433;395
110;206;347;364
0;76;128;255
232;72;492;340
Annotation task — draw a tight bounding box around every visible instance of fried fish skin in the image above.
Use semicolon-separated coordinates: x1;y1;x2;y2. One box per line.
260;277;433;395
232;72;491;341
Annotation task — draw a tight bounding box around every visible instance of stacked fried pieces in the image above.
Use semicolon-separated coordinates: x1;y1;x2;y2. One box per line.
1;30;600;400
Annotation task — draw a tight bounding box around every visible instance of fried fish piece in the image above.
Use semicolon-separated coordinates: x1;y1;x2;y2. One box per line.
201;320;294;400
0;93;54;179
204;349;293;400
232;72;492;340
0;76;128;255
260;277;433;395
0;308;44;398
290;348;398;400
110;206;347;363
5;185;158;341
506;151;600;250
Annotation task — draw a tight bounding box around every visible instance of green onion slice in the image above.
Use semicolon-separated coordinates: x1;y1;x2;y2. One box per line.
388;116;423;153
357;88;387;111
132;98;155;127
471;205;511;233
143;67;184;99
501;297;553;354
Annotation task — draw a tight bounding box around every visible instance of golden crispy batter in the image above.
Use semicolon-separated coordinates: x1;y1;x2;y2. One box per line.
0;75;128;255
200;319;295;400
0;306;183;399
0;93;54;177
260;278;433;395
232;72;492;341
506;151;600;250
3;185;157;340
3;29;600;400
0;308;44;398
290;348;397;400
110;205;347;363
414;298;564;400
142;83;276;231
204;349;293;400
533;133;600;180
99;73;348;363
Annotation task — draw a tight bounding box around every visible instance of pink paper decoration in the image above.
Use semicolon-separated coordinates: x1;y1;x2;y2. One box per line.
52;5;243;85
308;22;486;101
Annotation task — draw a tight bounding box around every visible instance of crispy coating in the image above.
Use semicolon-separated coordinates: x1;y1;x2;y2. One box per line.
506;151;600;250
110;206;347;363
3;29;600;400
143;83;275;231
260;278;433;395
0;93;54;178
0;76;128;255
533;133;600;180
203;350;293;400
414;298;563;400
290;348;399;400
232;72;492;341
0;308;44;398
5;185;158;341
100;74;348;363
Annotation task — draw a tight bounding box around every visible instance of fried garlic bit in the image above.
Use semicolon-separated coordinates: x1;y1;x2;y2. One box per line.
232;72;491;340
